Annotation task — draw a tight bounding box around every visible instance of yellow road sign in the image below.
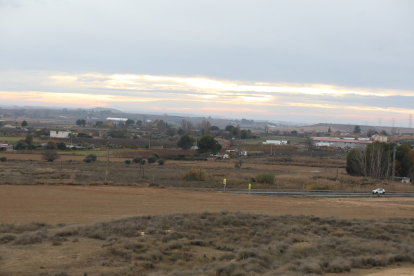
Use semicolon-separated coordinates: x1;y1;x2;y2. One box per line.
223;179;226;185
248;183;251;190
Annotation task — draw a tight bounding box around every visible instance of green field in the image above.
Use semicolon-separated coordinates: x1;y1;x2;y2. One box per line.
0;136;25;143
57;150;116;156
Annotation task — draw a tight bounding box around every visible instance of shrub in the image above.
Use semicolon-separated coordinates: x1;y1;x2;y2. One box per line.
157;159;165;165
183;168;208;181
83;157;92;163
132;156;143;163
56;142;67;150
148;155;157;163
46;140;57;149
0;157;7;162
308;184;335;190
125;160;131;164
85;154;97;162
254;172;275;184
42;150;60;162
152;152;160;159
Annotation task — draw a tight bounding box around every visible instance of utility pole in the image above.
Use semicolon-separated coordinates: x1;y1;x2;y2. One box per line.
392;145;396;181
105;136;111;181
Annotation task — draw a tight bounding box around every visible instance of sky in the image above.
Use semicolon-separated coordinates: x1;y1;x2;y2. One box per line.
1;0;413;126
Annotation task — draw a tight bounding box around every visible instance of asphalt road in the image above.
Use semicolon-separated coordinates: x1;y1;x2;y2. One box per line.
228;191;414;197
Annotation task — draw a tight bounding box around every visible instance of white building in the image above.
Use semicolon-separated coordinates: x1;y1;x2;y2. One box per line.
371;134;387;142
106;117;128;123
50;130;71;138
263;140;288;145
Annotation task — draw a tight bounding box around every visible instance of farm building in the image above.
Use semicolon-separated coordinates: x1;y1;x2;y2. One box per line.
50;130;71;138
0;143;13;151
106;117;128;124
311;137;372;148
263;140;288;145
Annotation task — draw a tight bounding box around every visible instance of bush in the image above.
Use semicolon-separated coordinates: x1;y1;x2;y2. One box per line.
157;158;165;165
132;156;143;163
152;152;160;159
14;141;28;150
42;150;60;162
85;154;97;162
0;157;7;162
56;142;67;150
183;168;208;181
125;160;131;164
83;157;92;163
254;172;275;184
148;155;157;163
46;140;56;149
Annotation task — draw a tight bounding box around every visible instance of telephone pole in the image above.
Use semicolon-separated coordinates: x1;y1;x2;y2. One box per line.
392;145;397;181
105;136;111;181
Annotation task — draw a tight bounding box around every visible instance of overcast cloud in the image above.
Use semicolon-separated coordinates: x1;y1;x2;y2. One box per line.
0;0;413;125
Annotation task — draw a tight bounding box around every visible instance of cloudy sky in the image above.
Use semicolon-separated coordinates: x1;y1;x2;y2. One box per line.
1;0;413;126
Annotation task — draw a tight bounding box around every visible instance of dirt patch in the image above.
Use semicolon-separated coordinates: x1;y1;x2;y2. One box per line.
1;185;414;224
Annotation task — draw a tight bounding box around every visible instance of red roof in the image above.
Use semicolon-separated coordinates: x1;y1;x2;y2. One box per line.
312;138;372;144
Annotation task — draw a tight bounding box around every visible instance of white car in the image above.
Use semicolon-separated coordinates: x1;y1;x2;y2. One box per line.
372;188;385;195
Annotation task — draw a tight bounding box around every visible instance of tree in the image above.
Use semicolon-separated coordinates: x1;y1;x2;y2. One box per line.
380;130;388;136
291;130;298;135
148;155;157;163
241;130;248;139
210;126;219;131
367;128;377;137
157;158;165;165
56;142;67;150
197;135;222;155
132;156;143;163
136;120;142;126
125;119;135;127
353;125;361;134
21;120;28;127
95;121;104;127
0;122;3;128
156;120;166;132
166;128;176;137
346;142;395;179
14;141;28;150
25;134;34;149
328;127;331;133
76;119;86;127
42;150;60;162
46;140;56;149
225;125;235;132
177;134;195;149
177;128;185;135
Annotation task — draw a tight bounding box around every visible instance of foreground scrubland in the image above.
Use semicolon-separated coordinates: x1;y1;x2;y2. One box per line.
1;212;414;276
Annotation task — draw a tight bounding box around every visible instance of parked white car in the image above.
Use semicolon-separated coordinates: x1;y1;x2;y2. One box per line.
372;188;385;195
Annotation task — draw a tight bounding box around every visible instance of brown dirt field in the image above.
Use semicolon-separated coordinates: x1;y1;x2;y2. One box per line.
1;185;414;224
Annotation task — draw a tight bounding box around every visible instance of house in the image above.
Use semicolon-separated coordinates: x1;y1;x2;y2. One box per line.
191;146;198;150
371;134;388;142
50;130;71;138
4;124;16;129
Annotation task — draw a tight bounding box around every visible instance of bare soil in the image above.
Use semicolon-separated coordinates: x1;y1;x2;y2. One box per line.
1;185;414;224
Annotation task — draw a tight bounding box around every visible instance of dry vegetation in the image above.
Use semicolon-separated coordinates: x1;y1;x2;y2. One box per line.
0;155;413;191
1;212;414;275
